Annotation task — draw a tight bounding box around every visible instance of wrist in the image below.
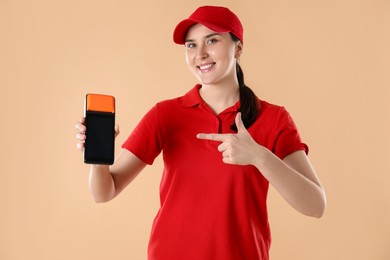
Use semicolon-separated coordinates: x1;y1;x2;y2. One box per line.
251;144;271;168
90;164;110;174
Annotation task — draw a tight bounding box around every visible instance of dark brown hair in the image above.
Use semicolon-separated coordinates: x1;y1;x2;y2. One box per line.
230;33;260;131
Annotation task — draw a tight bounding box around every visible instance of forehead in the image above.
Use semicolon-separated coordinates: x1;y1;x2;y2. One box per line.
185;23;227;41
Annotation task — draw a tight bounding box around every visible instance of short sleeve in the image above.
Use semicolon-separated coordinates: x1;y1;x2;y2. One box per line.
121;105;163;165
274;107;309;159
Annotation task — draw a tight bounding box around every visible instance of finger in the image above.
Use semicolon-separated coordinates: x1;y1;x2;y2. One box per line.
196;133;231;142
235;112;247;133
114;124;120;138
222;157;233;165
76;142;84;151
75;121;86;133
76;133;86;141
222;150;230;158
217;142;227;152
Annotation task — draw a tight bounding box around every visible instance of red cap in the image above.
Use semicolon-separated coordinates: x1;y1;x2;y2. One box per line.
173;6;243;45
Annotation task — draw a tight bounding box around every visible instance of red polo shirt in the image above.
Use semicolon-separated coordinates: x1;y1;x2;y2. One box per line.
122;84;308;260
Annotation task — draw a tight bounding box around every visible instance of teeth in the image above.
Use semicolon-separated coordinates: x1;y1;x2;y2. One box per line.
199;64;213;70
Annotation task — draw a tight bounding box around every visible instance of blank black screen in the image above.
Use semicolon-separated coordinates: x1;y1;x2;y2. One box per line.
84;112;115;164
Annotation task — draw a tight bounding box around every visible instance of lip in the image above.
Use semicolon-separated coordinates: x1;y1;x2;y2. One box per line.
197;62;215;72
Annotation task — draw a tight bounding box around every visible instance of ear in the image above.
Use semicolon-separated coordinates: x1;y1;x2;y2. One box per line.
235;41;243;59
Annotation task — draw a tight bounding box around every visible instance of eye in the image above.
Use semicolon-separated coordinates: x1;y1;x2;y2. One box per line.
207;38;218;45
185;42;196;49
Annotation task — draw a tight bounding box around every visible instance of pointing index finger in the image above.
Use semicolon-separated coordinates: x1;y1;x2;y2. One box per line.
196;133;230;142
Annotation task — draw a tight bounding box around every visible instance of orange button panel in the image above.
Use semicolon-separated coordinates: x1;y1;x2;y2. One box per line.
86;94;115;113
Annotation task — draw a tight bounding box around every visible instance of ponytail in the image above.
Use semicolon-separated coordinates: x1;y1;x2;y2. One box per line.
230;33;260;131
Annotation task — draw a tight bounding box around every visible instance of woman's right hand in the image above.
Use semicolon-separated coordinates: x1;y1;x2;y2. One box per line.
75;117;120;151
75;117;87;151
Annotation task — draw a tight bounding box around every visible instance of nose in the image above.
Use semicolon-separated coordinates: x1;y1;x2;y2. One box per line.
196;44;209;60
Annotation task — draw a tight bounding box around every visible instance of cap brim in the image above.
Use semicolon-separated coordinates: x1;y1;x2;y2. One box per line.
173;19;230;45
173;19;198;44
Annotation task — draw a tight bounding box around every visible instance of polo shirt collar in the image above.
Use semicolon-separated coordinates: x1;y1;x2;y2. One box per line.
181;84;241;113
181;84;204;107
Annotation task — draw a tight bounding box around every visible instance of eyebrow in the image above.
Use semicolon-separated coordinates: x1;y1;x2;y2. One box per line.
184;33;221;43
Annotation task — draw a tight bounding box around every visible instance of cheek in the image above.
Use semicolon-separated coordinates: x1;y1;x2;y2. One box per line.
214;46;235;62
185;50;189;63
185;54;197;73
217;50;236;69
226;47;237;61
185;51;199;76
185;55;194;73
185;49;195;64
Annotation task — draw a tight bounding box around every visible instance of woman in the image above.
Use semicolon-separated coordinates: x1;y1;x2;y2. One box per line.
75;5;326;260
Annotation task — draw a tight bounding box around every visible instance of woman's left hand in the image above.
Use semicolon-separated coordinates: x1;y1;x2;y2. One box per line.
197;113;264;165
198;113;326;217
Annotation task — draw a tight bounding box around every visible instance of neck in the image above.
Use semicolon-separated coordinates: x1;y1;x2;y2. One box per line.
199;82;240;115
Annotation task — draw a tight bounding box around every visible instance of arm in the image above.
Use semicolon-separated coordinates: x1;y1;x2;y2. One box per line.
197;113;326;218
253;148;326;218
76;118;147;203
88;150;147;203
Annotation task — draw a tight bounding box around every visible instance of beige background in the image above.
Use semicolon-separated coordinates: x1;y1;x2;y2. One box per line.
1;0;389;259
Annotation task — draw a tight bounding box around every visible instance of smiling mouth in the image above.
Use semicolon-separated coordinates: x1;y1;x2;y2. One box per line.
197;63;215;72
